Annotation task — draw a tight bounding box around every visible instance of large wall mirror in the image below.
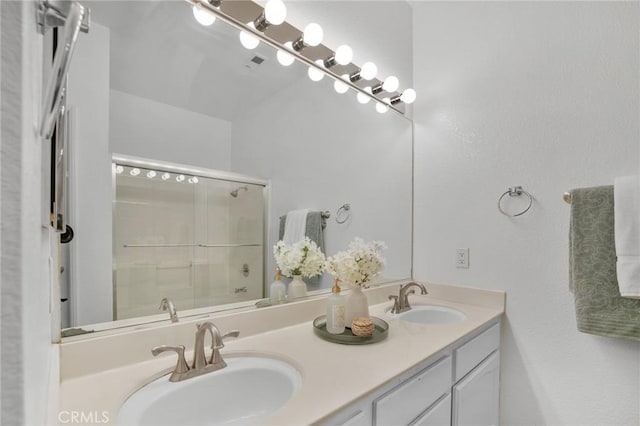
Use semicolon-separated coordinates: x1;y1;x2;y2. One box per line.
62;0;413;336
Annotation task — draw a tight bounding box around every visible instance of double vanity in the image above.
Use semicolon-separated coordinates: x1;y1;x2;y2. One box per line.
59;281;504;425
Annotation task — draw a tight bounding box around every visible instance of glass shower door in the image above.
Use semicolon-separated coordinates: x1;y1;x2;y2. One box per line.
113;160;266;321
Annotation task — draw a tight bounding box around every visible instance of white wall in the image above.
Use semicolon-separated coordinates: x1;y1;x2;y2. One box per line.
110;90;232;171
1;1;55;424
67;22;113;326
412;2;640;425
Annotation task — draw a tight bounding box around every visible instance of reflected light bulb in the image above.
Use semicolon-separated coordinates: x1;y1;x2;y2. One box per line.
192;4;216;26
176;174;186;183
308;60;325;82
161;173;171;181
277;42;295;66
265;0;286;25
303;23;323;46
188;176;199;184
130;168;140;176
382;76;399;92
401;88;417;104
334;45;353;65
360;62;377;80
334;75;349;94
239;23;260;49
146;170;157;179
376;99;389;114
115;165;124;174
357;87;372;104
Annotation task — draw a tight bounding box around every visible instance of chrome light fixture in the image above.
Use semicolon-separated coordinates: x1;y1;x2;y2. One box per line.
373;75;399;94
324;44;353;68
254;0;286;31
349;61;377;83
292;23;323;51
192;0;221;26
276;42;295;66
239;22;260;49
186;0;416;114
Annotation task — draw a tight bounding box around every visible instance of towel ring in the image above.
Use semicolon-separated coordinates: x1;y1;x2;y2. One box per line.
498;186;532;217
336;204;351;224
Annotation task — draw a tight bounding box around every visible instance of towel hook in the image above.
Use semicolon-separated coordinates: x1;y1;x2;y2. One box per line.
498;186;532;217
335;204;351;224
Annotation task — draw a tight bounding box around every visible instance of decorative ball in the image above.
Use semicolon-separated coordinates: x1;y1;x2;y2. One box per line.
351;317;375;336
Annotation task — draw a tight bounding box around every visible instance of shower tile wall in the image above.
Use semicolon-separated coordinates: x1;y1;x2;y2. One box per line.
114;168;264;320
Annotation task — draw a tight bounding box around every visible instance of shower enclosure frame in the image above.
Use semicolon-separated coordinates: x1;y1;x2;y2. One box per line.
111;153;270;321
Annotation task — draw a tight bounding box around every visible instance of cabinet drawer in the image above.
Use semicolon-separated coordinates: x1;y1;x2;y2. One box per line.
411;394;451;426
454;323;500;382
374;356;452;426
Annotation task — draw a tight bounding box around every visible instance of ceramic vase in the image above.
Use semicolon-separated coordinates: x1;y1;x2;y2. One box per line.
287;274;308;299
345;286;369;328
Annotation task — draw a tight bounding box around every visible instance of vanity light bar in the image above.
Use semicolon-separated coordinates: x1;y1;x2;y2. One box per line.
186;0;415;114
114;164;200;184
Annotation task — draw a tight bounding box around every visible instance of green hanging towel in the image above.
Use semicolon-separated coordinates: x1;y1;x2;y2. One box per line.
569;186;640;341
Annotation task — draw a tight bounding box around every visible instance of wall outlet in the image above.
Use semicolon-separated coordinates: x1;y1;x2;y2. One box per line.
456;248;469;269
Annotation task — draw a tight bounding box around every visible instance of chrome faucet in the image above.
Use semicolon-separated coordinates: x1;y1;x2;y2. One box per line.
159;297;179;323
389;282;428;314
151;321;239;382
151;345;190;382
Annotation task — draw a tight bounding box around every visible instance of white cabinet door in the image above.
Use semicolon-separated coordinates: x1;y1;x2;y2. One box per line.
411;394;451;426
452;351;500;426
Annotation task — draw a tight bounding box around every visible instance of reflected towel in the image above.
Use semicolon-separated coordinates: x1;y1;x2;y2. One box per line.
279;211;325;254
569;186;640;341
614;176;640;298
279;211;326;288
282;209;308;244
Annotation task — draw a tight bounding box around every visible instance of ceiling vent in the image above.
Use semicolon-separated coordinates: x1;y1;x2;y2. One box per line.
245;54;266;70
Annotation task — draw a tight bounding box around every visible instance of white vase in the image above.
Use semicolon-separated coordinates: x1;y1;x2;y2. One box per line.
287;275;307;299
345;286;369;328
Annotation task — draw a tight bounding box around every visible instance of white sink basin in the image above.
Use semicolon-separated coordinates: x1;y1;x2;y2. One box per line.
118;356;302;426
389;305;467;324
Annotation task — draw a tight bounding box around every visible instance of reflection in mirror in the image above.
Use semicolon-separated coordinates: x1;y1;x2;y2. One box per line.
113;157;267;320
62;0;413;336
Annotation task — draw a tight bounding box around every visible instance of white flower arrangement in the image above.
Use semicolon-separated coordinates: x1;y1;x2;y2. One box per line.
325;238;386;288
273;237;326;278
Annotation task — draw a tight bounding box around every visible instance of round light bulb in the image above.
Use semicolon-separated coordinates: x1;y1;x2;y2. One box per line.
308;60;325;82
334;45;353;65
264;0;286;25
357;87;372;104
303;23;323;47
115;165;124;174
277;42;295;66
176;174;185;183
146;170;157;179
130;168;140;176
334;75;349;94
382;75;399;92
360;62;377;80
239;23;260;50
376;101;389;114
188;176;199;184
192;4;216;26
400;88;417;104
161;173;171;181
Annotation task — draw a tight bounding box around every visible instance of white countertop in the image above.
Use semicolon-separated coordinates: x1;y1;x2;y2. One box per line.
58;283;504;426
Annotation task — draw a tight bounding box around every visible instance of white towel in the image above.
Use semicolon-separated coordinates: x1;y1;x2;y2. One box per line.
614;176;640;298
283;209;309;244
